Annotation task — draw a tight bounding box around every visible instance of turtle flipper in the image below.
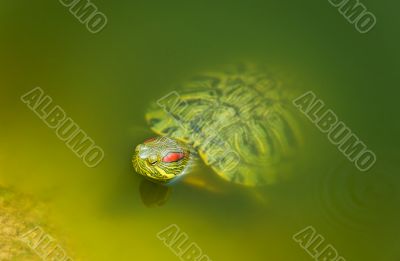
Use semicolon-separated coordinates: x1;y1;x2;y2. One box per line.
139;179;172;207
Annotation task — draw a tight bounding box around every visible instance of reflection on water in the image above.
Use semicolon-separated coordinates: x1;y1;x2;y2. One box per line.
139;179;172;207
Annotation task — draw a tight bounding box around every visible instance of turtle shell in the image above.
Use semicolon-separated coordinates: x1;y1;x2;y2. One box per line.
146;64;302;186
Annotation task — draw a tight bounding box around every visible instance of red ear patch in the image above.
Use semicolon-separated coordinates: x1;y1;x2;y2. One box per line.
144;137;157;144
162;152;185;163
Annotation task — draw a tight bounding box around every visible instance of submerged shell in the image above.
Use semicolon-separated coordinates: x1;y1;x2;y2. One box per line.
146;64;302;186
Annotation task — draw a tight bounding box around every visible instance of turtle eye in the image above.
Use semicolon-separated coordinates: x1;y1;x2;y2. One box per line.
147;155;158;165
162;152;185;163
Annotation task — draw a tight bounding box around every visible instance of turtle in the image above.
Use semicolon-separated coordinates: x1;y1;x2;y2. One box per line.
132;64;302;205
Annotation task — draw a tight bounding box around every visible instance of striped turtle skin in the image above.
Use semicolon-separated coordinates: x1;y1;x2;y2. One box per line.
133;137;192;184
143;64;302;186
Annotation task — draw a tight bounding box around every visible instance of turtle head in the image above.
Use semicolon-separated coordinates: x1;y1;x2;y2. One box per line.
132;136;191;184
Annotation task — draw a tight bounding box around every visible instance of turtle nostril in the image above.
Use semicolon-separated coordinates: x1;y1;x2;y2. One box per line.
147;155;158;165
147;159;157;165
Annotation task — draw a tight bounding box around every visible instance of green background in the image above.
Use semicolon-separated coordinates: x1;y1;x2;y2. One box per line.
1;0;399;260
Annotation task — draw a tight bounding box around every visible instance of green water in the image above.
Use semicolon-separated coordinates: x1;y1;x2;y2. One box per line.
1;0;399;260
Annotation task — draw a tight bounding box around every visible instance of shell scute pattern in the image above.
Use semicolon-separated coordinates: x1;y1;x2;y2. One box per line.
147;65;301;186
